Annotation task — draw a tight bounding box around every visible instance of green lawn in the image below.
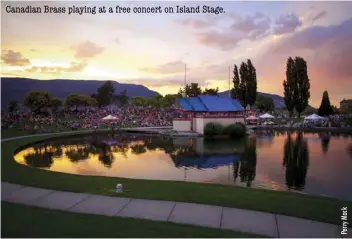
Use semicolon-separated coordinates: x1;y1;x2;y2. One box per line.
1;128;30;139
2;132;352;226
2;202;260;238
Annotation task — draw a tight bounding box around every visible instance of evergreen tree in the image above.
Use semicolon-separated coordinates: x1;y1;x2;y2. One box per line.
318;91;333;116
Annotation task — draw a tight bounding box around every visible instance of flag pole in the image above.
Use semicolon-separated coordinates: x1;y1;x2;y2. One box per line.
185;64;187;87
228;66;231;98
183;64;187;98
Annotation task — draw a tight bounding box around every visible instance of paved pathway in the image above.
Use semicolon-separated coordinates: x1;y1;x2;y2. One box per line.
1;132;350;237
2;182;349;238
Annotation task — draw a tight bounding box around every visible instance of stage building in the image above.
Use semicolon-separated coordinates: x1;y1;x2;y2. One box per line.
173;95;244;134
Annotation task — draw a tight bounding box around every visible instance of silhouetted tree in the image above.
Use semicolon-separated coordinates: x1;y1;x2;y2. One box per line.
184;83;202;97
23;91;53;114
51;97;62;114
283;57;295;117
96;81;115;107
231;59;257;115
283;57;310;117
119;89;129;107
202;87;219;96
318;91;333;116
254;94;275;112
8;100;19;112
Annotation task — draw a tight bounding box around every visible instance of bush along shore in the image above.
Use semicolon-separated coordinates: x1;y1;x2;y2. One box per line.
204;122;247;139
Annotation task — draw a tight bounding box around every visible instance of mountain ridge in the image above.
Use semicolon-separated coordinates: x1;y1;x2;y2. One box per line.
1;77;160;108
2;77;299;109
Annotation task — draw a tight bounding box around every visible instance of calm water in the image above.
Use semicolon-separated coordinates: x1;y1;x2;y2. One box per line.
14;131;352;200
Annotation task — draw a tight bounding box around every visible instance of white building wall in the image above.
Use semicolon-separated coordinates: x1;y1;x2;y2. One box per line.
173;119;192;132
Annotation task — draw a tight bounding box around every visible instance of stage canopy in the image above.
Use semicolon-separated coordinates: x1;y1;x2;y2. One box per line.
259;113;275;119
304;114;325;121
101;115;119;121
246;115;258;120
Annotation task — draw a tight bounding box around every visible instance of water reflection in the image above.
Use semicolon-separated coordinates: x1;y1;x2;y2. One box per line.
14;131;352;200
348;144;352;160
283;133;309;190
319;133;331;155
239;138;257;187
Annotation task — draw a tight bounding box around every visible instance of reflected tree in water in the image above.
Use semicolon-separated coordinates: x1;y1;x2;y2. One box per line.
130;144;147;155
283;133;309;190
144;137;175;154
239;138;257;187
233;161;240;183
98;144;114;168
348;144;352;160
65;145;90;163
50;143;63;158
24;145;54;168
321;137;330;155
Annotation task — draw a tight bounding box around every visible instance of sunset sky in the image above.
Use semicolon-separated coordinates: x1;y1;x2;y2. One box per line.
1;1;352;107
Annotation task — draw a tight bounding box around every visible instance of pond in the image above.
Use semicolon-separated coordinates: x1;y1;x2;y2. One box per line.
14;131;352;201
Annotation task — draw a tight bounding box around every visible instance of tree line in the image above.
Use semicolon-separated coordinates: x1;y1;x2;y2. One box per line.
9;81;179;113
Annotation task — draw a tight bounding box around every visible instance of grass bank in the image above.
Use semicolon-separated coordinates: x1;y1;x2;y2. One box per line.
2;202;259;238
2;132;352;226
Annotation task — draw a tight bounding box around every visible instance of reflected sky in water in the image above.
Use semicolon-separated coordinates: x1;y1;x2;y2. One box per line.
14;131;352;201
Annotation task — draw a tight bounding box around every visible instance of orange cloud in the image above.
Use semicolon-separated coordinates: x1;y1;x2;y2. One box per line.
140;61;186;75
1;50;31;66
26;62;88;74
72;41;104;59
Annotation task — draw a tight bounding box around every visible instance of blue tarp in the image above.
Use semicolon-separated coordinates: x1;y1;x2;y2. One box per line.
176;96;242;112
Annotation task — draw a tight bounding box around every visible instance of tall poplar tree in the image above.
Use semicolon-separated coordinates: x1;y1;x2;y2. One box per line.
283;57;295;117
246;59;257;107
293;57;310;118
231;59;257;115
283;57;310;118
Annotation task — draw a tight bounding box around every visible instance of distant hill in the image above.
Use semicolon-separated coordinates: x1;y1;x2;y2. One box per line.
1;77;160;108
218;90;287;108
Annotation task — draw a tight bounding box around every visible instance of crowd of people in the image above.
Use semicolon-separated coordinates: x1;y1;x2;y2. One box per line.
1;106;175;134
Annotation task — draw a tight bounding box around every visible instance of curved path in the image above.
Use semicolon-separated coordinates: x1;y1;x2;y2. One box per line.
1;131;349;238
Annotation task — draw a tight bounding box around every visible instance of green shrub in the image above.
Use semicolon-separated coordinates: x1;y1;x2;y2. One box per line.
204;123;223;139
223;122;246;139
